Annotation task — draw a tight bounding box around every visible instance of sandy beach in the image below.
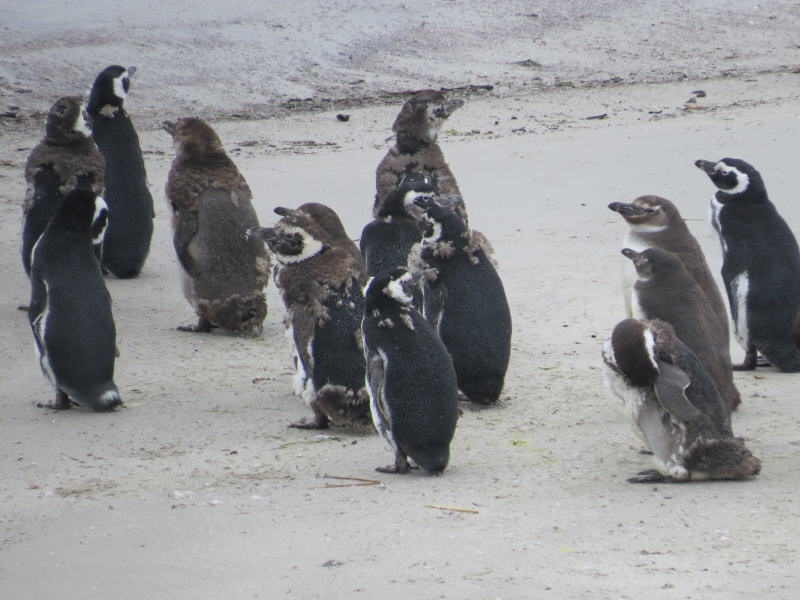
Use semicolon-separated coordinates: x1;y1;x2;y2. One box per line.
2;2;800;598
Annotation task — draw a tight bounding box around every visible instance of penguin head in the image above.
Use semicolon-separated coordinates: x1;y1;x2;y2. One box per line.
603;318;659;388
87;65;136;115
363;267;416;311
277;203;350;245
411;195;466;243
392;90;464;143
379;172;436;217
608;195;681;232
44;96;92;143
53;188;102;233
694;158;766;202
622;247;687;283
248;213;328;265
163;117;226;161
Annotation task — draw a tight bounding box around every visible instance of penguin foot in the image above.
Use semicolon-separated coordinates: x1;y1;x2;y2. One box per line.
37;391;76;410
638;449;654;455
376;452;411;474
627;469;669;484
288;415;330;430
756;354;772;368
733;349;758;371
177;317;215;333
17;305;29;312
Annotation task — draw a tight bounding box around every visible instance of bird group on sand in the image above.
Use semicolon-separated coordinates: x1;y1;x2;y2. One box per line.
19;65;799;480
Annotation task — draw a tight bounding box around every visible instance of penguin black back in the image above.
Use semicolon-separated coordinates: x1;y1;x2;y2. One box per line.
87;65;153;279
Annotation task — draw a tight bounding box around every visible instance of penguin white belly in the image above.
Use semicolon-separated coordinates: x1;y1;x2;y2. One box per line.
730;271;750;351
32;285;56;385
709;197;727;255
637;398;690;481
601;350;649;447
367;347;398;454
629;287;647;320
621;231;649;316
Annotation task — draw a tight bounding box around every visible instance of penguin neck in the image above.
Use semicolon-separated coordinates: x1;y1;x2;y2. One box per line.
395;133;429;154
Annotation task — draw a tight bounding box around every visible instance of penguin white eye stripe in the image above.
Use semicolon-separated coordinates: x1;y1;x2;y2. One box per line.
112;72;129;100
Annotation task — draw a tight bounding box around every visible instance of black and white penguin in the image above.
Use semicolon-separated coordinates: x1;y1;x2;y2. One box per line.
622;247;740;413
409;196;511;405
362;268;459;474
248;209;369;430
602;318;760;482
86;65;154;278
274;202;363;268
609;195;729;335
361;172;435;279
163;118;270;333
28;187;121;411
22;96;105;276
374;90;465;219
695;157;800;372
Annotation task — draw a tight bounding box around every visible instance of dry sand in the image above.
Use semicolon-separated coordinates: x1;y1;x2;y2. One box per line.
2;2;800;599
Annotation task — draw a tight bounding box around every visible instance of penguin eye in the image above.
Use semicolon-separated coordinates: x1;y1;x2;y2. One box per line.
644;208;656;214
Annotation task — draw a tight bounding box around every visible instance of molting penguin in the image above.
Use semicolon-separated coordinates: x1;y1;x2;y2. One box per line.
362;268;459;474
622;247;740;413
28;187;121;411
164;118;270;333
602;318;760;482
361;172;435;278
695;157;800;372
609;195;729;336
409;196;511;405
87;65;154;278
274;202;363;269
374;90;465;219
22;96;105;276
248;209;369;430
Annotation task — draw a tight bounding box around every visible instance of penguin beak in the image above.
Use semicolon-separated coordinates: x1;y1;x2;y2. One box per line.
620;247;640;262
608;202;642;217
247;227;279;242
273;206;293;217
162;120;176;136
127;66;138;78
445;98;464;116
695;159;716;175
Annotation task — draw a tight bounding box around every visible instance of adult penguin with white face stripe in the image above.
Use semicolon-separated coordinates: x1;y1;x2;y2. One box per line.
87;65;154;278
695;158;800;372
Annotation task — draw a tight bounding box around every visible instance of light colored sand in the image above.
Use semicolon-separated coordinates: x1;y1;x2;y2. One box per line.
2;3;800;599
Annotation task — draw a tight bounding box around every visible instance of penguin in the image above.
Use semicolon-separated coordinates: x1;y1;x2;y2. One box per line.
622;247;740;413
408;195;511;405
608;195;729;336
695;157;800;372
273;202;363;269
22;96;105;276
86;65;154;278
361;172;435;278
28;187;122;411
362;268;459;474
602;318;760;483
163;117;270;333
374;90;465;219
248;208;370;429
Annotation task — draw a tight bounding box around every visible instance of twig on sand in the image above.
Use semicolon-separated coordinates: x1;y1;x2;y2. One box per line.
308;475;383;489
425;504;480;514
384;84;495;97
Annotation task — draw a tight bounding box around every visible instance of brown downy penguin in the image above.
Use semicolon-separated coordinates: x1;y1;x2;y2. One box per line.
602;318;760;483
163;118;270;333
22;96;105;276
609;195;729;337
273;203;363;269
622;247;740;413
374;90;465;220
248;208;370;430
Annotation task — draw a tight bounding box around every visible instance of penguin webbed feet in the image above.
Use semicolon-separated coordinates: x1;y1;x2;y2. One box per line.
37;390;77;410
733;348;758;371
289;409;330;430
376;452;414;475
627;469;671;484
177;317;215;333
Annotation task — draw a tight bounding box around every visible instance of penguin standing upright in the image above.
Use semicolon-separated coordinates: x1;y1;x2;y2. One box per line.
362;268;459;474
374;91;465;219
695;158;800;371
622;247;740;414
86;65;153;278
361;172;435;278
248;208;369;429
608;195;729;336
602;318;760;482
163;117;270;333
28;187;121;411
22;96;105;276
408;196;511;405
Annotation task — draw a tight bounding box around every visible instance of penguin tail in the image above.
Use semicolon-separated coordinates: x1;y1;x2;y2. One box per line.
685;438;761;480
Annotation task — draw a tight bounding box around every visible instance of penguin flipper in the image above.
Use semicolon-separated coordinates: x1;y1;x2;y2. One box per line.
173;210;200;277
367;351;392;442
654;361;703;422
